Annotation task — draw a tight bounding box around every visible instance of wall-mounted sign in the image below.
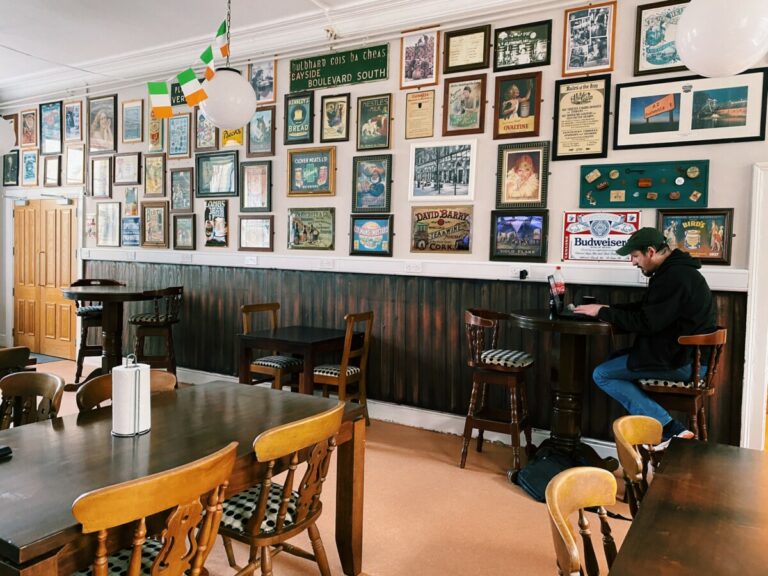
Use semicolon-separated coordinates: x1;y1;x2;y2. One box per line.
562;210;640;261
170;83;185;106
290;44;389;92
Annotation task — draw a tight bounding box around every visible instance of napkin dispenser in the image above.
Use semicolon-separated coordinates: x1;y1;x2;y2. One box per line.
111;355;151;437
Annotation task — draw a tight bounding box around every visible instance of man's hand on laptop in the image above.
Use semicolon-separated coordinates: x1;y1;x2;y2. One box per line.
573;304;607;317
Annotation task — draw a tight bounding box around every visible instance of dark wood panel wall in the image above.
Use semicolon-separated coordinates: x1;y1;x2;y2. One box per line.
86;261;747;444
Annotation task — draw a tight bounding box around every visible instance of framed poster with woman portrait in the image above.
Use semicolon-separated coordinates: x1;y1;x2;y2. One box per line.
247;106;275;157
64;101;82;142
320;93;350;143
496;141;550;209
494;20;552;72
239;215;274;251
442;74;486;137
284;92;313;145
552;75;611;160
168;113;191;159
240;160;271;212
141;201;169;248
400;28;439;89
357;94;391;150
490;209;548;262
87;94;117;154
20;109;38;148
352;155;392;213
39;101;62;156
443;25;491;74
562;1;616;77
173;214;196;250
657;208;733;264
170;167;194;213
494;72;542;139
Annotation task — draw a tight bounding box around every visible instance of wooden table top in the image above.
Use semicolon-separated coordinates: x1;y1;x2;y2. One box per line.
60;285;167;302
610;439;768;575
239;325;349;345
0;381;350;566
510;308;612;336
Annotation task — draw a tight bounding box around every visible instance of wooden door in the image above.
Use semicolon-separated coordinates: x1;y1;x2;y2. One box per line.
13;202;39;350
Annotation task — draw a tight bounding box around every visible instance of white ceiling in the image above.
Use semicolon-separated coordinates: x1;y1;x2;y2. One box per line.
0;0;572;108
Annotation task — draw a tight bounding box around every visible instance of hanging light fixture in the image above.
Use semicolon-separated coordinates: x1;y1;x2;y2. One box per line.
0;117;15;156
200;0;257;129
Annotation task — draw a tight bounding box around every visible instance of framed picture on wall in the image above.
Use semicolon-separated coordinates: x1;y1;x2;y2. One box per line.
490;209;548;261
400;28;439;89
408;139;476;202
320;93;351;143
173;214;196;250
21;149;38;187
65;144;85;185
410;204;473;253
248;59;276;105
39;101;62;156
284;92;313;145
634;0;690;76
96;202;121;247
144;153;166;197
562;1;617;77
493;71;542;139
239;215;274;251
494;20;552;72
221;127;243;148
3;150;19;186
247;106;275;157
442;74;486;136
194;107;218;151
124;187;139;216
122;216;140;247
147;111;165;153
87;94;117;154
357;94;391;150
90;156;111;197
405;90;435;139
443;25;491;74
204;199;229;247
552;74;611;161
113;152;141;186
170;167;194;213
141;200;169;248
350;214;393;256
240;160;271;212
287;147;335;196
64;101;82;142
121;99;144;144
657;208;733;264
352;154;392;213
20;109;38;148
168;113;191;159
43;155;60;187
196;150;238;197
287;207;335;250
2;114;18;148
496;141;550;209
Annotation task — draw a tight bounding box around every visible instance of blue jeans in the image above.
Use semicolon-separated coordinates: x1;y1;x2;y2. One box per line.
592;354;697;427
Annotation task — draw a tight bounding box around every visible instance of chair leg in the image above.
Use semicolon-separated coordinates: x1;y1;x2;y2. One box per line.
509;385;522;472
460;382;480;468
75;326;89;383
476;382;487;453
520;386;533;457
271;368;284;390
308;522;332;576
260;545;273;576
222;536;238;568
166;327;176;375
689;410;699;440
698;405;708;441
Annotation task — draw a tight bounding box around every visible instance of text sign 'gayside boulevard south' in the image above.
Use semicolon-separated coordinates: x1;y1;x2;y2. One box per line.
289;44;389;92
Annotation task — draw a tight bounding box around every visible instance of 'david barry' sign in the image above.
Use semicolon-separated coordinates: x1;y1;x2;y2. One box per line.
290;44;389;92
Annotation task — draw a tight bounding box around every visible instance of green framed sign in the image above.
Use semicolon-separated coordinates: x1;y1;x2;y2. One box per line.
290;44;389;92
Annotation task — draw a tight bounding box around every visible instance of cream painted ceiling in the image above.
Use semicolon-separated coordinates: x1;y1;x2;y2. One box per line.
0;0;573;108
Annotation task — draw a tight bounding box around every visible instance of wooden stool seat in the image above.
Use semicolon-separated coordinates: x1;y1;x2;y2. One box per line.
130;287;183;375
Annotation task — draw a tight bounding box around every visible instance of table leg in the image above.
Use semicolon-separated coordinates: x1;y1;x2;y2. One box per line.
238;341;252;384
300;349;316;394
336;417;365;576
100;302;124;374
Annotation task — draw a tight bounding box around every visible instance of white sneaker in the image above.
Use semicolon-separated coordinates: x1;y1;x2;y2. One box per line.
651;429;695;452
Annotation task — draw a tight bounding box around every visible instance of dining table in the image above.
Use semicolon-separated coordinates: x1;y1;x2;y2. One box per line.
0;380;366;576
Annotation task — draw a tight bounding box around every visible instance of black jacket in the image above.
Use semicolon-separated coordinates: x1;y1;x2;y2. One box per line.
596;249;716;371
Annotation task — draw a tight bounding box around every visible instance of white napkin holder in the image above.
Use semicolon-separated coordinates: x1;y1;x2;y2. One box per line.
111;355;151;437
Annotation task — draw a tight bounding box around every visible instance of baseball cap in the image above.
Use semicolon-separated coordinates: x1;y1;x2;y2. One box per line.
616;227;667;256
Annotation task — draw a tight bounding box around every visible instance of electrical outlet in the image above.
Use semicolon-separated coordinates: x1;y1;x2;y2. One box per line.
245;256;259;266
319;259;335;270
179;253;193;263
509;266;522;279
405;262;422;273
80;248;90;259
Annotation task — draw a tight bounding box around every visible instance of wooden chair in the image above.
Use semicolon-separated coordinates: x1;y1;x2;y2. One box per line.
613;415;662;518
0;346;32;379
637;327;727;441
71;441;237;576
130;286;183;374
0;372;65;429
76;370;178;411
219;403;344;576
241;303;303;389
461;308;534;472
311;311;373;425
546;467;619;576
70;279;125;383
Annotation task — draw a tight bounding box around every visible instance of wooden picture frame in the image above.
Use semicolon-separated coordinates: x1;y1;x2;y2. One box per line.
634;0;690;76
39;101;62;156
168;113;191;159
87;94;117;154
657;208;733;265
141;200;169;248
147;112;165;153
21;149;38;187
405;90;435;139
562;1;617;77
490;209;548;262
194;107;218;152
173;214;196;250
90;156;111;197
357;94;392;151
3;150;19;187
443;25;491;74
121;99;144;144
170;167;194;213
442;74;486;136
494;20;552;72
496;141;550;209
63;101;82;142
240;160;272;212
124;187;139;217
239;215;274;252
20;109;37;148
43;155;61;187
204;199;229;247
65;144;85;185
144;153;166;197
2;114;18;148
552;74;611;161
400;28;440;89
284;92;313;145
248;59;277;105
196;150;238;197
493;72;542;139
287;207;335;250
350;214;393;256
320;93;351;143
408;139;476;202
96;202;121;247
410;204;473;253
247;106;275;157
113;152;141;186
352;154;392;213
287;147;336;196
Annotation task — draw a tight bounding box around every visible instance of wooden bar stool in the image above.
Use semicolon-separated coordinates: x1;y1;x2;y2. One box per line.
461;308;534;472
129;287;183;374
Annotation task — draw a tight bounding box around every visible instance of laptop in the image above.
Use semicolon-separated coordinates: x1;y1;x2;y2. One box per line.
547;275;594;321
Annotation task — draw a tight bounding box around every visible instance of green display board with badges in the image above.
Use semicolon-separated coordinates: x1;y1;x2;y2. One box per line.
579;160;709;209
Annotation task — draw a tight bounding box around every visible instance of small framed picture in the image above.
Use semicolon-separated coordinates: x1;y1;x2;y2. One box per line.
443;25;491;74
147;111;165;153
64;101;82;142
113;152;141;186
122;216;140;247
287;147;335;197
442;74;486;136
194;107;218;152
196;150;238;197
21;149;38;187
247;106;275;157
168;113;191;159
634;0;690;76
141;200;169;248
357;94;392;151
3;150;19;187
204;199;229;247
91;156;111;197
350;214;393;257
493;72;542;139
124;187;139;216
221;127;243;148
121;99;144;144
96;202;121;247
248;59;276;105
239;215;274;252
496;141;550;209
173;214;196;250
320;93;351;143
20;109;38;148
170;167;194;213
2;114;18;148
410;204;473;253
87;94;117;154
553;75;611;161
405;90;435;139
284;92;313;145
39;101;63;156
288;207;335;250
240;160;271;212
562;1;617;77
408;139;476;202
494;20;552;72
43;155;61;187
657;208;733;265
352;155;392;213
490;209;548;262
65;144;85;185
144;153;166;197
400;28;440;89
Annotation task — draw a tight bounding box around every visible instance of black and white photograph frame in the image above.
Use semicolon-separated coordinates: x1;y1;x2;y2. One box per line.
493;20;552;72
408;139;477;202
96;202;121;247
490;209;548;262
562;1;616;77
634;0;690;76
239;215;274;252
400;28;440;89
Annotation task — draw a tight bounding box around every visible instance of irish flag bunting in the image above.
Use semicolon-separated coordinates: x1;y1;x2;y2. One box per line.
215;20;229;58
177;68;207;107
147;82;173;119
200;46;215;81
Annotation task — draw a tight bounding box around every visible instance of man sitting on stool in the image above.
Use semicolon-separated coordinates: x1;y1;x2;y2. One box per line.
574;227;716;448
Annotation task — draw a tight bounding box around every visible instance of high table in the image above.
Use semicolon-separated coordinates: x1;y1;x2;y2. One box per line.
239;326;349;394
0;381;366;576
611;439;768;575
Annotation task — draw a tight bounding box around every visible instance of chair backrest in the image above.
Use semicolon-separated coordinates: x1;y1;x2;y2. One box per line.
613;415;662;517
0;346;32;378
338;311;374;380
70;278;124;308
241;302;280;333
142;286;184;323
72;441;237;576
546;467;618;576
464;308;510;367
76;370;179;411
0;372;65;429
679;327;727;390
247;403;344;536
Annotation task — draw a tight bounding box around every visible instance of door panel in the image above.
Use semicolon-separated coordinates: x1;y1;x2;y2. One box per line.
13;203;39;350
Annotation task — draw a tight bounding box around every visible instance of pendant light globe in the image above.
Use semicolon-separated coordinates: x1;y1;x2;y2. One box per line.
199;67;257;130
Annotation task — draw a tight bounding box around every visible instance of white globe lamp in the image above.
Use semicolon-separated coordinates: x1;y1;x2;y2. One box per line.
199;67;257;130
0;117;16;156
676;0;768;77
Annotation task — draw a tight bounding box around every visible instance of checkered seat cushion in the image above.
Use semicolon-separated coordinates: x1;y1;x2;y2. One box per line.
313;364;361;378
252;355;303;370
76;305;103;318
221;483;298;535
72;537;163;575
639;377;704;389
129;313;177;325
480;349;534;368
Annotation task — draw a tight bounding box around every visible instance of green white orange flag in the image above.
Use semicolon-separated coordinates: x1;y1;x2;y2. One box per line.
177;68;207;107
215;20;229;58
147;82;173;119
200;46;215;81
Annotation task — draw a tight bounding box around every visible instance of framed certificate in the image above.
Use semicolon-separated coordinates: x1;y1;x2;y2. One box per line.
552;75;611;161
405;90;435;139
443;25;491;74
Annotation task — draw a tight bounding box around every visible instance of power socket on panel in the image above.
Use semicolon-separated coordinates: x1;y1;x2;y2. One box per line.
245;256;259;266
405;262;423;273
319;259;335;270
179;253;193;264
